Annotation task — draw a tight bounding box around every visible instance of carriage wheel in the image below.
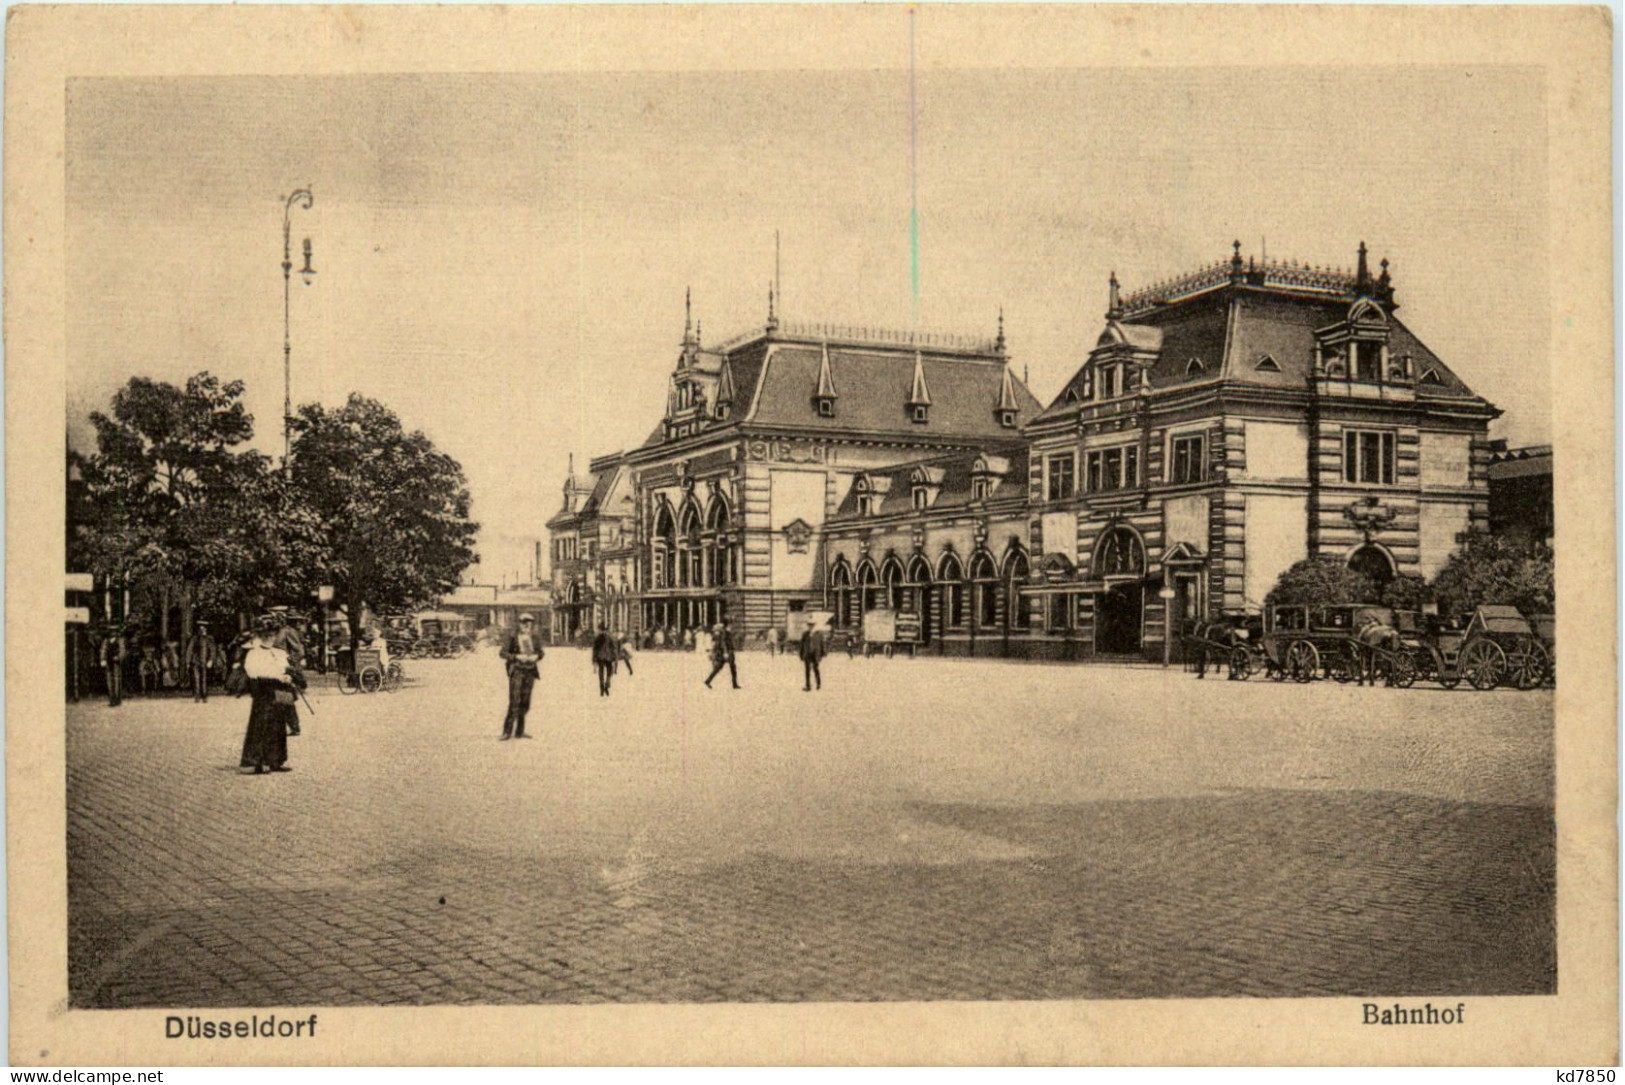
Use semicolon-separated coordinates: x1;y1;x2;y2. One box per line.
1285;640;1319;683
1505;637;1548;691
383;663;403;693
1388;651;1417;689
359;666;383;694
1460;637;1505;691
1439;673;1461;690
339;671;360;695
1227;647;1253;681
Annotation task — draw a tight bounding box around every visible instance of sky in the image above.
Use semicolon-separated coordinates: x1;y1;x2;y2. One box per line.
66;65;1551;586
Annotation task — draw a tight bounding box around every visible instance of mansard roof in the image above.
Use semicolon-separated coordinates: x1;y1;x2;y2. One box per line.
642;324;1044;447
830;444;1029;521
1039;248;1492;423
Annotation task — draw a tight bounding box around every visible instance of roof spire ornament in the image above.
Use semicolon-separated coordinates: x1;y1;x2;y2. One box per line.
908;350;932;408
1107;270;1122;319
1377;256;1398;310
816;339;838;401
766;281;779;333
1229;239;1245;283
995;306;1007;355
1356;241;1372;293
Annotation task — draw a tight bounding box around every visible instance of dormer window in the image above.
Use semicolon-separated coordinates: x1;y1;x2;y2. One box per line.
1353;340;1383;380
1186;357;1206;377
911;404;929;424
854;475;874;516
816;397;835;417
997;409;1017;428
1099;364;1120;399
971;478;990;501
715;402;730;420
1255;353;1281;372
912;487;929;511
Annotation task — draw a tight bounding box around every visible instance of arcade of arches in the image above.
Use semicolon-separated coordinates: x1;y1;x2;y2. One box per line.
643;495;741;634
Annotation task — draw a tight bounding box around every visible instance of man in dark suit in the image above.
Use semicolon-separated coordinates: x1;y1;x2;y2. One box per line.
499;614;544;739
591;624;619;697
183;620;222;702
703;618;740;690
799;623;826;692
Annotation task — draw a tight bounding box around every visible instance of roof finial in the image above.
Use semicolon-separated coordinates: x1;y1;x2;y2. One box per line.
995;306;1006;354
695;319;703;348
908;350;932;409
1356;241;1371;292
1377;256;1396;308
766;281;778;333
1229;240;1245;283
1107;270;1122;319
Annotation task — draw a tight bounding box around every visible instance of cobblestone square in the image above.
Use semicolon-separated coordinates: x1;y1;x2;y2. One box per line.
67;648;1554;1007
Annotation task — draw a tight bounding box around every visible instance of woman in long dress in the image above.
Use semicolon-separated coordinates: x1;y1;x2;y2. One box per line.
239;618;306;774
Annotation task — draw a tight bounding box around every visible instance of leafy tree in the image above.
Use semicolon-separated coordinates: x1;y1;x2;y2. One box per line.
1378;573;1432;611
1264;556;1377;610
76;373;263;637
1429;532;1554;618
288;394;479;652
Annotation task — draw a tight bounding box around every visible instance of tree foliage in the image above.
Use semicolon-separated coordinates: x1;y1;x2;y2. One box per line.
1264;556;1377;610
76;373;269;631
75;376;479;644
1428;532;1554;618
288;394;479;649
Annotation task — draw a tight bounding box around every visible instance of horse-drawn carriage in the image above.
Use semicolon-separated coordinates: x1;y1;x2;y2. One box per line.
1258;603;1418;686
1182;615;1265;680
1395;605;1547;691
408;612;476;658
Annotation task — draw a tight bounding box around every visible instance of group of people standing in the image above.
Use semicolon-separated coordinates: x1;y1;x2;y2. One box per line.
497;615;832;738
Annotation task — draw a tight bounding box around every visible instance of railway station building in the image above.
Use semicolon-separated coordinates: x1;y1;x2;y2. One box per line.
550;243;1500;659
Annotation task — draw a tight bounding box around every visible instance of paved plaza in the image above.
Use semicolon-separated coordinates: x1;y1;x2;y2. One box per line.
67;648;1554;1007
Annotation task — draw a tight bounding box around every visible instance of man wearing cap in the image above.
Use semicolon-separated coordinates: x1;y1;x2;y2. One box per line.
183;620;223;702
499;614;545;739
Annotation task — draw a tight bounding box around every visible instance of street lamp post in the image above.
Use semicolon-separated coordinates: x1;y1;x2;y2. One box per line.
281;187;316;472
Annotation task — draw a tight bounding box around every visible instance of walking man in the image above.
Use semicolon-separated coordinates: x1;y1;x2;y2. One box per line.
591;623;618;697
184;620;222;702
99;627;127;707
500;614;544;739
617;634;635;677
799;621;825;691
704;617;740;690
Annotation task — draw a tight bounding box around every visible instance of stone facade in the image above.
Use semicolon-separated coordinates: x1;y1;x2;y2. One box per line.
550;244;1500;660
547;295;1042;644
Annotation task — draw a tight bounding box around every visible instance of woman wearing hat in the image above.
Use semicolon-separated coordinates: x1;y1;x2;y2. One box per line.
238;615;307;774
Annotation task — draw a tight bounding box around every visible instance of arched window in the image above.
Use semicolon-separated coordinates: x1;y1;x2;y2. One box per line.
880;556;905;612
679;501;703;587
829;560;854;628
705;494;735;586
857;560;880;615
970;551;1000;630
938;552;966;629
1005;548;1031;631
653;503;677;589
1348;544;1395;587
1093;527;1145;578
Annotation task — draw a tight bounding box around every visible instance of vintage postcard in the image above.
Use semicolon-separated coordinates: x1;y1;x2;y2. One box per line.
6;3;1616;1067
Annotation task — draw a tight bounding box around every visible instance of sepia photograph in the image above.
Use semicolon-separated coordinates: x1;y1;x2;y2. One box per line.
9;3;1616;1067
